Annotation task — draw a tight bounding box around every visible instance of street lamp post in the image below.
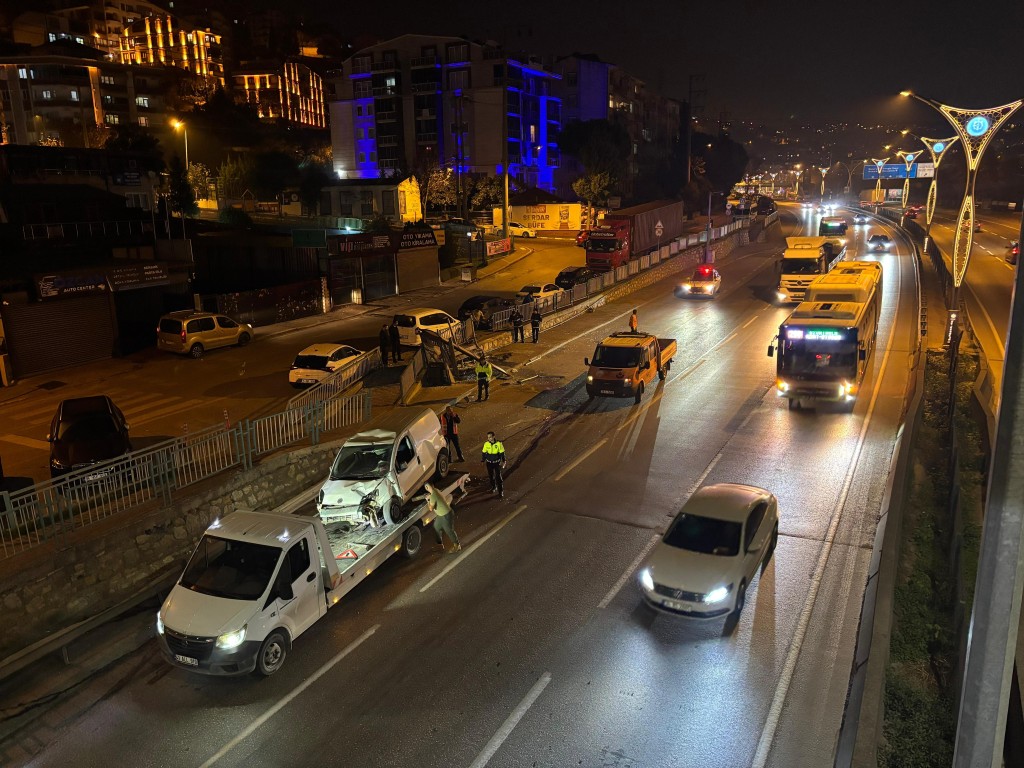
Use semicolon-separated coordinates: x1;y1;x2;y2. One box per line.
895;149;920;209
793;164;802;198
818;166;829;198
171;119;189;169
903;131;959;252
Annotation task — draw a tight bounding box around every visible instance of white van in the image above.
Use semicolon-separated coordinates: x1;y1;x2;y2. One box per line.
316;408;450;528
393;308;460;347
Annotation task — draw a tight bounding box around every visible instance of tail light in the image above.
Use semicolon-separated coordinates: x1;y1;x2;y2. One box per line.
180;329;187;343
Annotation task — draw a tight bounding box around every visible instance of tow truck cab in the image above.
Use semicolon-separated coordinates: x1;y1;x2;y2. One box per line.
585;332;677;404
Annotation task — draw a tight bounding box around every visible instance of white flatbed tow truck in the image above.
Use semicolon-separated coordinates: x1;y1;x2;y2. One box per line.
156;472;470;676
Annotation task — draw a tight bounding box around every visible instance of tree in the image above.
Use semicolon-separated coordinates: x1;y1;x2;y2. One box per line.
217;155;256;199
692;131;749;193
167;155;198;218
558;120;631;184
187;162;212;200
251;150;299;199
470;175;505;210
423;166;456;217
298;162;332;216
681;175;714;220
572;172;612;227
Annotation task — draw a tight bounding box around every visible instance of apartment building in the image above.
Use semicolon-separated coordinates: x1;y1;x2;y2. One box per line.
233;57;332;128
329;34;561;192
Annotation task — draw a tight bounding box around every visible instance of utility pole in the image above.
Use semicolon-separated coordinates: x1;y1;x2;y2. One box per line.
501;57;510;242
453;90;465;220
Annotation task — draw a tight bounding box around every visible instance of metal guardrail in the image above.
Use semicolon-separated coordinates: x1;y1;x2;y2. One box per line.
287;349;382;410
0;391;372;560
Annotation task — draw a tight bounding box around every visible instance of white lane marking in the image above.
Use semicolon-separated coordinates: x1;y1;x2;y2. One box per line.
751;237;904;768
666;358;705;386
0;433;50;451
686;449;725;497
553;438;608;481
598;534;661;609
741;315;758;330
469;672;552;768
419;504;528;593
200;625;379;768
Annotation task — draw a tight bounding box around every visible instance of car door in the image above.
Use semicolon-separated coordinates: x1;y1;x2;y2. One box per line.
215;316;239;347
743;502;769;579
268;534;322;640
393;434;422;499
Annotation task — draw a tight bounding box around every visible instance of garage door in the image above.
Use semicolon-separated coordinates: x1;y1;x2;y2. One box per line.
1;294;114;377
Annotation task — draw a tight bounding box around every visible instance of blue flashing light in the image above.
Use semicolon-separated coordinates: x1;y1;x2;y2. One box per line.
966;116;990;137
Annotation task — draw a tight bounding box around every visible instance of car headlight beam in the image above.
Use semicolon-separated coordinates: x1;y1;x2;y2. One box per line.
639;568;654;592
703;585;732;604
156;611;164;635
216;626;247;650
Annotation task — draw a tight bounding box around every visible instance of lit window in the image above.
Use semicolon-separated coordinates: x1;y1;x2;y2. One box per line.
138;116;149;126
41;90;53;100
48;33;57;42
17;67;27;79
70;90;79;102
105;113;120;124
135;96;149;107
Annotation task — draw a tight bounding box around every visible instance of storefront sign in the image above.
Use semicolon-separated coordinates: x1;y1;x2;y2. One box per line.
398;229;438;249
492;204;582;230
36;270;108;299
107;263;170;291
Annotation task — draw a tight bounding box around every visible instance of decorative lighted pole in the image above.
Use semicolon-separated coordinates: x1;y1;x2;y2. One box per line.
900;90;1022;299
818;166;829;197
793;164;802;198
871;157;888;205
902;130;959;252
895;149;920;208
171;119;189;169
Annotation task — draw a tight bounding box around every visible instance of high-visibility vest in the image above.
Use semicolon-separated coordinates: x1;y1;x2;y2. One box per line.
475;362;493;380
482;440;505;460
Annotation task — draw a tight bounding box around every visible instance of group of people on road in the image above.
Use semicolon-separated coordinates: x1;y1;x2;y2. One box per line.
508;304;543;343
432;404;508;552
378;320;402;366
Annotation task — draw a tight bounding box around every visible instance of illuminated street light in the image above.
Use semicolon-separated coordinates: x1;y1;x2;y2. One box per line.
871;157;888;205
895;149;920;208
793;164;802;198
902;131;960;251
171;119;189;169
818;166;829;197
901;90;1022;291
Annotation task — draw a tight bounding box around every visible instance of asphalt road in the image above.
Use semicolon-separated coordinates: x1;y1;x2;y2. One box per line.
0;241;587;483
4;204;920;768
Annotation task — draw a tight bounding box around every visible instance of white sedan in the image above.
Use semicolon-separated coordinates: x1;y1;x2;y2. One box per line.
675;266;722;297
507;222;537;238
638;483;779;625
516;283;564;305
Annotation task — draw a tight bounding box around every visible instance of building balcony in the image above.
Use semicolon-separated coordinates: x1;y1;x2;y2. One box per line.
22;219;155;242
372;60;398;72
378;136;399;147
376;110;397;121
372;86;398;97
351;60;372;75
411;82;440;93
416;132;437;143
411;55;438;68
379;159;400;170
482;46;504;61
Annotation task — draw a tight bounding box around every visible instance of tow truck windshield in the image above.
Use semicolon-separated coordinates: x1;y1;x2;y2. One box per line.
781;257;824;275
780;339;857;378
180;536;281;601
330;444;393;481
591;346;642;368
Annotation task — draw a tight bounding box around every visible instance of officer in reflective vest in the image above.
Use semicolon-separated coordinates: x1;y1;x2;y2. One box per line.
481;431;506;498
475;356;493;401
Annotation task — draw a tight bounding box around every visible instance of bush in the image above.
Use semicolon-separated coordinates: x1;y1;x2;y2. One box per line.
218;208;253;227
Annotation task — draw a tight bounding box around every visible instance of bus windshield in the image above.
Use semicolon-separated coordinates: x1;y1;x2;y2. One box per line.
780;339;858;378
781;257;824;275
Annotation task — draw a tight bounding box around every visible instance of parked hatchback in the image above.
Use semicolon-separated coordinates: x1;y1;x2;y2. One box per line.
554;266;595;290
157;311;254;358
638;483;778;626
507;222;536;238
393;309;460;346
289;343;363;387
48;395;131;479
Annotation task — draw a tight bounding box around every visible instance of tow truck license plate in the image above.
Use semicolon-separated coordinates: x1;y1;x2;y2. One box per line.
600;389;614;395
175;654;198;666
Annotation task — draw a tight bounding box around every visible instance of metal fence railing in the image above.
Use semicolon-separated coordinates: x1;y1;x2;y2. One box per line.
0;390;372;560
287;349;382;410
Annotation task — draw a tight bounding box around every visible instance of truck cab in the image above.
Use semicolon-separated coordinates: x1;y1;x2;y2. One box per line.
585;222;630;271
316;408;449;529
585;332;677;404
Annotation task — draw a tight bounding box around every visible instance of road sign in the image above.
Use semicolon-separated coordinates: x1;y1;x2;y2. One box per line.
862;163;934;180
654;220;664;237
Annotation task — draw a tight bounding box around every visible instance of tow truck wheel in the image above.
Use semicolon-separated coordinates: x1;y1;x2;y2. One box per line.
634;383;645;404
400;524;423;559
255;631;288;676
658;367;667;381
434;450;450;480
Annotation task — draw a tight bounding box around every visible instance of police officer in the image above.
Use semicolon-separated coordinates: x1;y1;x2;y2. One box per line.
378;324;390;367
475;355;493;401
388;319;402;363
481;431;506;497
530;306;542;343
510;306;525;343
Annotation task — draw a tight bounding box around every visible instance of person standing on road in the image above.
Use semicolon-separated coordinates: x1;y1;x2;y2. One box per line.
475;356;493;401
510;306;525;343
530;306;542;343
388;320;402;364
481;431;506;498
378;324;390;367
628;308;639;333
441;405;465;461
425;482;461;553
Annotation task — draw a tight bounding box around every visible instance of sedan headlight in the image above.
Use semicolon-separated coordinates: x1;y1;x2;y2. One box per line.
156;611;164;635
639;568;655;592
216;626;247;650
703;585;733;604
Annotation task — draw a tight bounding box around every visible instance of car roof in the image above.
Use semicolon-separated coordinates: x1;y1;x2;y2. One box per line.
206;511;296;548
59;395;113;417
347;407;436;444
297;343;348;356
558;266;586;274
681;483;771;522
399;307;449;318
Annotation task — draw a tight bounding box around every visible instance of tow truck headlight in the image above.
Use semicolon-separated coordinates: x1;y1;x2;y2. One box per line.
587;375;593;383
639;568;655;592
703;584;733;604
216;626;247;650
776;291;787;302
623;378;631;385
156;611;164;635
776;380;790;393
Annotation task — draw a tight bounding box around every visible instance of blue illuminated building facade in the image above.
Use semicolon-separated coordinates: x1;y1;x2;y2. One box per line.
329;34;561;193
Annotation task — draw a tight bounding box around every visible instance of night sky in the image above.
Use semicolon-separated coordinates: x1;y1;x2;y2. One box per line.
320;0;1024;125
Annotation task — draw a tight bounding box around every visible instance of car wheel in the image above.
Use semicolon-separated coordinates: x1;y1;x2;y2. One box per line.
237;332;251;347
386;495;407;526
634;382;644;404
189;343;204;359
732;580;747;618
255;630;288;677
434;449;450;480
400;523;422;559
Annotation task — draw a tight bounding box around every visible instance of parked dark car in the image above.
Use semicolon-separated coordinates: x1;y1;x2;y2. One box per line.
48;396;131;479
457;295;515;329
555;266;595;290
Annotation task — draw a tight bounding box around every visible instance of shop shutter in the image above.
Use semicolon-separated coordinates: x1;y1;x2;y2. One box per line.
1;294;114;377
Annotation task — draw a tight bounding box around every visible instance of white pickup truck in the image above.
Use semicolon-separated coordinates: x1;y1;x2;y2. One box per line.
156;472;469;676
